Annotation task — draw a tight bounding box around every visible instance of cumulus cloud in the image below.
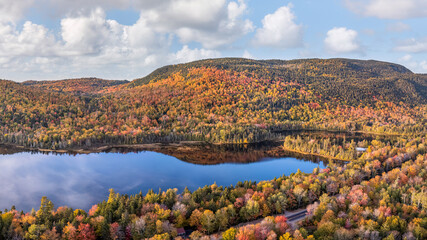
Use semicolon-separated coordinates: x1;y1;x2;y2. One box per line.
253;4;303;48
1;0;253;50
324;27;362;54
0;21;58;57
171;45;221;63
63;0;254;49
0;0;34;23
345;0;427;19
137;0;253;49
60;9;113;55
0;7;172;80
58;8;169;62
395;38;427;53
0;5;231;81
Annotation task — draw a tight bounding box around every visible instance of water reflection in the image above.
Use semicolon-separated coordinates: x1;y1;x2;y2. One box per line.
0;149;325;212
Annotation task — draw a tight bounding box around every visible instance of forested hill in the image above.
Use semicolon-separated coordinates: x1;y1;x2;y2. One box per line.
1;58;426;149
129;58;425;106
132;58;413;86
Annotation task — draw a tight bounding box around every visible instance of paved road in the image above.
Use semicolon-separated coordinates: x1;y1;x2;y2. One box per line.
285;209;308;229
205;208;309;238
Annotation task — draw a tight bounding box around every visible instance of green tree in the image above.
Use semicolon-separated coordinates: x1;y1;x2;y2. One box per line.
314;221;337;240
215;208;229;231
222;227;237;240
25;224;46;240
239;200;260;221
200;210;216;234
36;197;54;226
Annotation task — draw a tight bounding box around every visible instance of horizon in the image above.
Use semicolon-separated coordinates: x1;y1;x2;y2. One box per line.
0;0;426;81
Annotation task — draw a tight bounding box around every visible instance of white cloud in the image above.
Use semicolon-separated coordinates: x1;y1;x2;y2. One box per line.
0;1;255;81
0;5;231;81
399;54;412;62
0;21;58;57
253;4;303;49
398;54;427;72
137;0;253;49
0;0;253;50
345;0;427;19
125;18;165;49
0;8;171;80
395;38;427;53
0;0;34;23
60;8;113;55
324;27;362;54
242;50;253;59
228;0;246;20
171;45;221;63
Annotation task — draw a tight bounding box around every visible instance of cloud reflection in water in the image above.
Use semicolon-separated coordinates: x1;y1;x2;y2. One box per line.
0;151;324;211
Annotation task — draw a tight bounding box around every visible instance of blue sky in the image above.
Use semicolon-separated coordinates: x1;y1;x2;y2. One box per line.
0;0;426;81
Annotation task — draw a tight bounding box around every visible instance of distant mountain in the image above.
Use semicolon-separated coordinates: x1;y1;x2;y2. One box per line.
0;58;426;149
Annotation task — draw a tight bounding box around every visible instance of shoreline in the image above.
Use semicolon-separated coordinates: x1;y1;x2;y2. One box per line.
0;129;404;155
1;141;351;165
0;141;208;155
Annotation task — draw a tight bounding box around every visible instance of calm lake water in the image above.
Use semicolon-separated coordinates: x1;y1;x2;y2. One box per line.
0;148;325;212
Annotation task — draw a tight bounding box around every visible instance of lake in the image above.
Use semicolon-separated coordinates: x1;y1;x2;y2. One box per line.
0;144;326;212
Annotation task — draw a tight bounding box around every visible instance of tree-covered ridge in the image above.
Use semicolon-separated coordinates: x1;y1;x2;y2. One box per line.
131;58;413;86
130;58;426;106
23;78;128;95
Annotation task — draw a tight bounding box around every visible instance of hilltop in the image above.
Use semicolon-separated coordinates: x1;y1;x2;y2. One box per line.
0;58;426;150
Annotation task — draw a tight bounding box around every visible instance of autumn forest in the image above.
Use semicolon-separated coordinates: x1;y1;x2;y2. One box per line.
1;58;426;150
0;58;426;240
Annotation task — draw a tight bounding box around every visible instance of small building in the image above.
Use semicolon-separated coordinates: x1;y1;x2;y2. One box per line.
177;228;186;237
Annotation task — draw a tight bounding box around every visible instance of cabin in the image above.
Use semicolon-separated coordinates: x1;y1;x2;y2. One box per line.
177;228;186;237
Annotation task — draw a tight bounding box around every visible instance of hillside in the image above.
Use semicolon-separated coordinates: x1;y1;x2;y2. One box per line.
0;58;426;150
129;58;425;106
23;78;128;95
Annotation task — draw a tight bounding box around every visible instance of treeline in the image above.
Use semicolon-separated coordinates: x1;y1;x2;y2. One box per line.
283;135;365;161
0;136;425;239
